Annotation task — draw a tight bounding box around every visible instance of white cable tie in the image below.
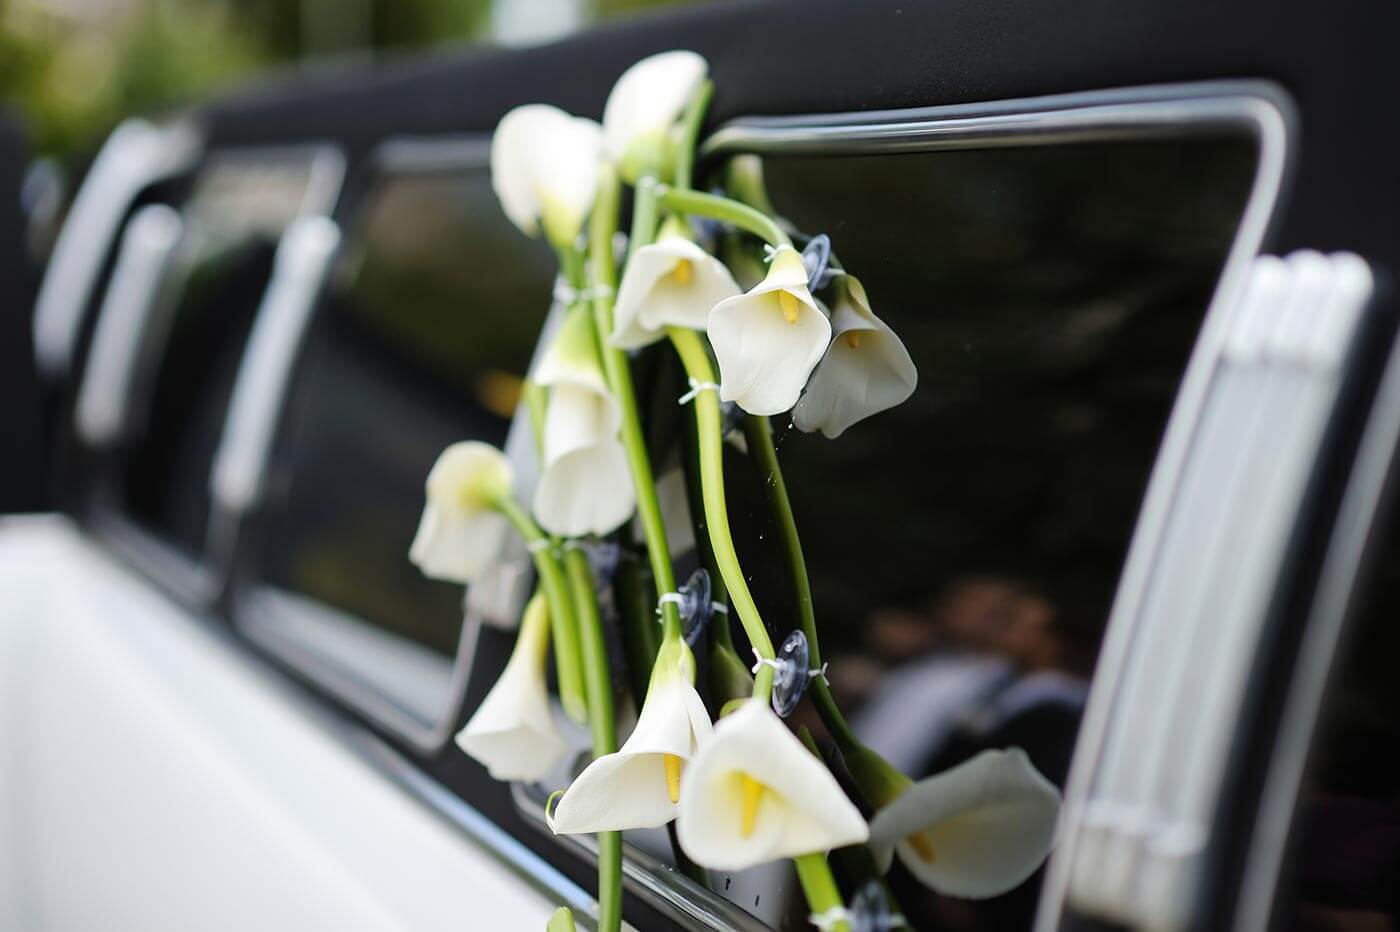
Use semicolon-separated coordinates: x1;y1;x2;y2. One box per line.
710;601;729;616
750;647;784;676
763;243;779;263
808;907;854;931
527;539;553;554
808;662;830;685
678;378;721;405
656;591;686;619
552;282;578;306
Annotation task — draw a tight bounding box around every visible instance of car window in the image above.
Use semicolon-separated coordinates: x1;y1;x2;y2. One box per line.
489;132;1260;930
114;149;338;560
235;147;557;735
1271;504;1400;931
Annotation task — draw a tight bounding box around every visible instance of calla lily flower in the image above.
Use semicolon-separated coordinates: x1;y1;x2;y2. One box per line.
677;700;868;870
603;50;708;183
867;748;1061;899
491;104;603;249
409;441;514;585
708;245;832;416
611;232;741;350
549;639;712;833
532;308;637;537
792;274;918;439
455;592;568;781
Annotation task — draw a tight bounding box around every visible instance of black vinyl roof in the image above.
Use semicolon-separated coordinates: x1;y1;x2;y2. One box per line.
195;0;1399;261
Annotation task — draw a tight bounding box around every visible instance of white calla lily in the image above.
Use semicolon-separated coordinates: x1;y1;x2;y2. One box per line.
532;308;637;536
792;275;918;439
611;232;741;349
867;748;1061;899
491;104;603;249
409;441;513;584
707;245;832;415
550;639;712;833
603;50;708;182
677;700;868;870
455;592;568;780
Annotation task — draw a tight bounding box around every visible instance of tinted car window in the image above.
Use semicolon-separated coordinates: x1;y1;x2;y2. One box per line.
238;150;556;730
115;151;336;558
495;134;1259;930
1272;507;1400;931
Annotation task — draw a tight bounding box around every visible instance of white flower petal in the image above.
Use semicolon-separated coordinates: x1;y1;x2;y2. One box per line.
551;644;712;833
532;439;636;537
708;246;831;415
409;505;509;585
612;237;741;349
455;595;566;781
792;277;917;439
868;748;1061;899
409;442;514;584
541;384;620;465
677;701;867;870
603;51;707;171
491;104;602;245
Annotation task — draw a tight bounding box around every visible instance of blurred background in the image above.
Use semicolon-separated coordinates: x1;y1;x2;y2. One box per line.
0;0;712;161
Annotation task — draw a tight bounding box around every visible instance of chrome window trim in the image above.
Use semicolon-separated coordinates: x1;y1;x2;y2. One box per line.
33;118;202;381
1232;286;1400;932
227;135;530;759
74;204;185;447
705;80;1293;932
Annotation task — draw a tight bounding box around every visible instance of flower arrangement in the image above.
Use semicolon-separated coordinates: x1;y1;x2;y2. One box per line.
411;50;1062;932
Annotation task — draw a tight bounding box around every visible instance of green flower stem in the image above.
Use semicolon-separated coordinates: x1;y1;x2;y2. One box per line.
665;326;775;702
673;79;714;191
588;164;684;647
523;379;548;450
494;494;589;724
627;174;661;266
654;185;792;249
742;414;864;754
546;907;577;932
563;545;622;932
793;854;851;932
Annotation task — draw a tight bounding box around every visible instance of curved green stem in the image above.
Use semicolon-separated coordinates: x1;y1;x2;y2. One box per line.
494;495;588;724
654;185;791;249
627;174;661;265
674;79;713;192
563;546;622;932
742;414;863;753
666;326;775;702
793;854;850;932
588;165;683;645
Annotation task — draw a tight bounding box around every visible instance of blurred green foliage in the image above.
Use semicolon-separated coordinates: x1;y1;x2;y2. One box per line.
0;0;707;159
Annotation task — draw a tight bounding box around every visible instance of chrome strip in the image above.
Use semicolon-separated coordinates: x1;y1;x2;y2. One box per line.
710;80;1292;932
1232;257;1387;932
74;204;184;446
33;119;201;380
209;215;342;515
511;784;770;932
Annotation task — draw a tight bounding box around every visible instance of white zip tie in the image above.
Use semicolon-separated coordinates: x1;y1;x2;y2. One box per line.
808;907;853;931
711;602;729;615
763;243;779;263
750;648;828;683
656;591;686;619
678;378;721;405
552;283;615;307
750;648;783;675
527;539;554;553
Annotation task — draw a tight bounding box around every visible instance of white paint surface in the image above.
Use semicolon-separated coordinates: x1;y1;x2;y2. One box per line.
0;515;561;931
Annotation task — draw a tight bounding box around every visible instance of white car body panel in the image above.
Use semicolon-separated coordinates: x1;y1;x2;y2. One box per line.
0;515;562;931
